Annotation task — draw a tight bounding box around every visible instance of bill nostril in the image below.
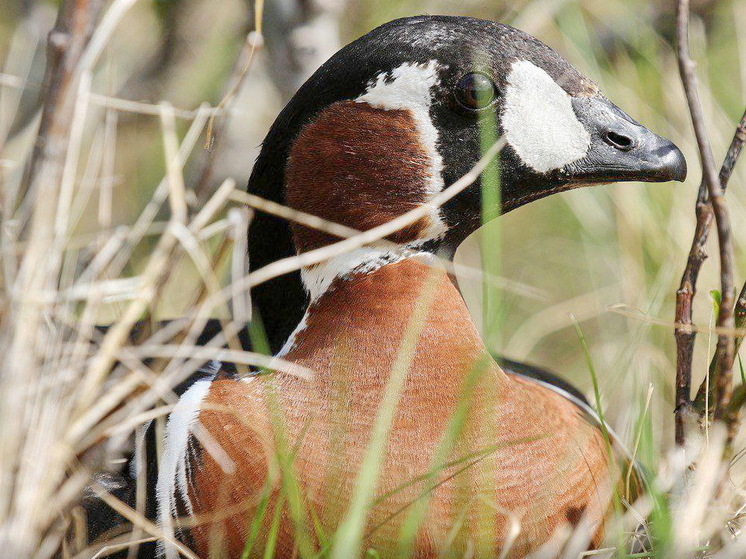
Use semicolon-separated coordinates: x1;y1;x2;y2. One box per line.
604;130;635;151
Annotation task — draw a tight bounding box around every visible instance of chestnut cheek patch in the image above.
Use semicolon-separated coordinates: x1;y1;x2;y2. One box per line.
356;61;447;239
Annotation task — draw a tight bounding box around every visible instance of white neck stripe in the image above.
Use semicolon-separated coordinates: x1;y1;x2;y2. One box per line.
300;245;432;304
279;248;435;358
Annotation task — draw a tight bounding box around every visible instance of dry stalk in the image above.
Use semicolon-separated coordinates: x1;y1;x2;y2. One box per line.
0;1;106;556
15;0;105;215
692;111;746;419
0;2;236;554
195;29;264;203
674;0;740;446
71;101;189;424
195;0;266;203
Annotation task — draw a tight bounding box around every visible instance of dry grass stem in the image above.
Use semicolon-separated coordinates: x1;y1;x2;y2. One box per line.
674;0;744;446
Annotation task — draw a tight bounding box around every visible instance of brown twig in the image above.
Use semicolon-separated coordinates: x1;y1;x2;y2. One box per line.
692;111;746;417
15;0;105;218
674;0;739;446
674;176;713;445
737;282;746;349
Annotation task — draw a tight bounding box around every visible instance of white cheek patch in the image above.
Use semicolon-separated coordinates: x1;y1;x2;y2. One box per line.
502;60;591;173
355;60;447;237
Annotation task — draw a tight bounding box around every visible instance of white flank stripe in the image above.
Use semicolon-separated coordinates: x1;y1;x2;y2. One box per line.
156;379;212;559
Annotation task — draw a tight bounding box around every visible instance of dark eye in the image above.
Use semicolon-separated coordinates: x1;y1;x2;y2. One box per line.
454;72;496;110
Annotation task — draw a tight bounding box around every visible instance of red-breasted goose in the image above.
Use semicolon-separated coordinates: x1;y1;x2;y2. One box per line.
155;15;686;558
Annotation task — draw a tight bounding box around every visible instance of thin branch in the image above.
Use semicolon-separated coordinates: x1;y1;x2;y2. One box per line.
692;110;746;420
737;282;746;350
16;0;105;213
674;0;738;444
674;182;712;445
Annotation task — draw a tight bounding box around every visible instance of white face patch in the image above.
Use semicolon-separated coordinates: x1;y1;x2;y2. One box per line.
502;60;591;173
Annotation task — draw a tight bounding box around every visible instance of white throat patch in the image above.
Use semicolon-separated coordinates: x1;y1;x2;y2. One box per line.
502;60;591;173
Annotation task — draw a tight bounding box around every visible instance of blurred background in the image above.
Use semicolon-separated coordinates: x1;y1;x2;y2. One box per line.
1;0;745;468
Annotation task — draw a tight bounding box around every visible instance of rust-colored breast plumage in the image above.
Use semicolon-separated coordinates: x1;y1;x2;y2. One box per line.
182;260;616;558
